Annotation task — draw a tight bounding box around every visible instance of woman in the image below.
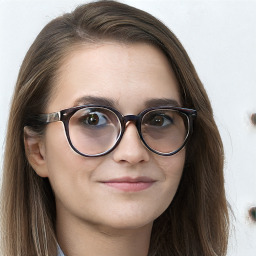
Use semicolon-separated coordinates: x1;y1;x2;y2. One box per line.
1;1;230;255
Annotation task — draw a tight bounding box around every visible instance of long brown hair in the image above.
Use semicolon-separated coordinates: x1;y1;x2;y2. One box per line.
1;1;230;255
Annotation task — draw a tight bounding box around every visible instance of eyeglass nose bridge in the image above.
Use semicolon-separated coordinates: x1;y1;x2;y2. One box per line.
122;115;140;127
119;114;144;146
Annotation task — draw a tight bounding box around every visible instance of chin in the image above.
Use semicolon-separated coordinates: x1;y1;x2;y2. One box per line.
94;208;162;232
95;219;154;235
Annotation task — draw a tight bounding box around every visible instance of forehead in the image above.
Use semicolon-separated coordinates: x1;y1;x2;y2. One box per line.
49;42;181;113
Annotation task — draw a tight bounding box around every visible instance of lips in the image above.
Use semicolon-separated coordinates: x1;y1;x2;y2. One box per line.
101;176;156;192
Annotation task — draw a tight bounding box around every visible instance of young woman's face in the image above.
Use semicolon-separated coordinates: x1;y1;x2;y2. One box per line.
34;42;185;232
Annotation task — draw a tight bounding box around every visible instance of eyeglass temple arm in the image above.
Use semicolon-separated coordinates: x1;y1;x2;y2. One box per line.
38;111;61;124
189;110;197;134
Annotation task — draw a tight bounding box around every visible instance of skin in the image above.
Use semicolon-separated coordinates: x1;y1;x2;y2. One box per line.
25;42;185;256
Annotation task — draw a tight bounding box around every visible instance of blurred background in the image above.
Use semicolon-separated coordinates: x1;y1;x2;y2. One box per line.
0;0;255;255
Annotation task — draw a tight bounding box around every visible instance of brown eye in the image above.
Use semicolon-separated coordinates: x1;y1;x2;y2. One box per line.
78;111;109;128
87;113;99;125
145;113;174;127
150;115;164;126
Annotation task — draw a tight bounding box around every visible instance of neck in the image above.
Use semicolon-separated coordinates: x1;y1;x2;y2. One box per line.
56;212;152;256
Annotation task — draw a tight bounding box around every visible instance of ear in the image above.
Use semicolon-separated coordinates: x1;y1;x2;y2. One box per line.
24;126;49;177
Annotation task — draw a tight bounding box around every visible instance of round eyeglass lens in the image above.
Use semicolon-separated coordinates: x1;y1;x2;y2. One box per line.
141;109;188;154
68;107;121;155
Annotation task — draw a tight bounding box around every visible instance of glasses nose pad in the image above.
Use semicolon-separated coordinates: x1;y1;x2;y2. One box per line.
123;115;140;131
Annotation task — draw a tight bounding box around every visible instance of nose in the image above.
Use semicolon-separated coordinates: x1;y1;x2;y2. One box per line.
112;122;150;165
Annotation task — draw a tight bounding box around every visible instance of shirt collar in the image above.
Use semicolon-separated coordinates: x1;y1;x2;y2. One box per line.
57;244;65;256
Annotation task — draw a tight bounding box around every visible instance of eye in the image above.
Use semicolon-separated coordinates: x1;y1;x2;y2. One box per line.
80;112;108;127
145;114;174;127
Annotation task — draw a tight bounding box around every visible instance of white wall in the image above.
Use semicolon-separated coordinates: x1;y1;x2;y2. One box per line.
0;0;255;255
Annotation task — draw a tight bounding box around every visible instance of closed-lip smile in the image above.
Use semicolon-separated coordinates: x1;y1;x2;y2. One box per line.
101;176;156;192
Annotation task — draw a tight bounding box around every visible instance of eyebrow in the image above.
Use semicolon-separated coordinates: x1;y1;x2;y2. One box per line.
144;98;180;108
73;96;180;109
73;96;116;108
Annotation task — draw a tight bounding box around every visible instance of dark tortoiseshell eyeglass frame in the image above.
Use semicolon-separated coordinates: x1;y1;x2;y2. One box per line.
28;105;197;157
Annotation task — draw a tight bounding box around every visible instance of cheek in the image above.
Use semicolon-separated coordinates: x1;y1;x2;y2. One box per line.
153;149;185;193
43;123;104;193
144;150;185;220
43;125;108;223
154;149;185;175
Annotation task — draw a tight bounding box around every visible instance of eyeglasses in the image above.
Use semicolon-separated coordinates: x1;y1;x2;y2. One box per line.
35;105;197;157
